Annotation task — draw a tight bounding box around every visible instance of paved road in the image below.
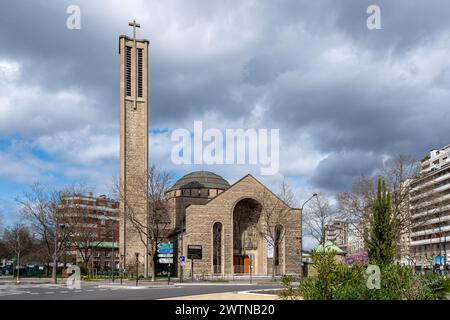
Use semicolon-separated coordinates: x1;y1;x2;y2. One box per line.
0;282;282;300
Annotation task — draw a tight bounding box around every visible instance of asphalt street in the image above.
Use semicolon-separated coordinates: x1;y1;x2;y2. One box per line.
0;282;282;300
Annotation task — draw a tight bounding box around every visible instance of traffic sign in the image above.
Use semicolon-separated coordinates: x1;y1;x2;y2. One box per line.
187;245;202;260
157;243;173;249
158;258;173;264
158;253;173;258
157;248;173;254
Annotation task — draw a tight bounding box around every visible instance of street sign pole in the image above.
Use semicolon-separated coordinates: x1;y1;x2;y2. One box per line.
168;263;171;285
191;259;194;282
180;264;183;283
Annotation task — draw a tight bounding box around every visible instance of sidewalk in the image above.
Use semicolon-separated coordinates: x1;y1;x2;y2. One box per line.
162;290;280;300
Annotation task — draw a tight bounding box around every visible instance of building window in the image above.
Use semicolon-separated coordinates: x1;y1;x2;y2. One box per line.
125;46;132;97
213;222;223;274
137;48;143;98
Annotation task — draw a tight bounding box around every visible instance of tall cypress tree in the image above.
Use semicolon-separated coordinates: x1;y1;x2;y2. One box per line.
367;178;396;266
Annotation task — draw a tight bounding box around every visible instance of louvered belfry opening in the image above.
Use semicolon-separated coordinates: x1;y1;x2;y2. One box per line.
137;48;143;98
125;46;132;97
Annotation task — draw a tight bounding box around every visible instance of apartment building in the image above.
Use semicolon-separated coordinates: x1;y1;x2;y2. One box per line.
409;144;450;269
57;194;120;272
325;219;349;252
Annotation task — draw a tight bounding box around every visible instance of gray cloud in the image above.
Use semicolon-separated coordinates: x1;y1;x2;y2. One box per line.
310;151;382;192
1;0;450;195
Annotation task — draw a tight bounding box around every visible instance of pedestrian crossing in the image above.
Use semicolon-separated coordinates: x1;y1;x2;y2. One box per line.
0;284;125;297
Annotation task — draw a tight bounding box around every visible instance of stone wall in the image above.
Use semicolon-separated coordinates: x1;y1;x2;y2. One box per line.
182;175;302;277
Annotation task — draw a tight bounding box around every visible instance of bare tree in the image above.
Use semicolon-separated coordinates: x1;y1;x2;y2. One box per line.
381;154;421;260
255;180;297;278
16;183;69;279
2;223;34;277
337;176;377;246
57;185;108;274
337;154;426;260
114;165;173;280
304;193;335;246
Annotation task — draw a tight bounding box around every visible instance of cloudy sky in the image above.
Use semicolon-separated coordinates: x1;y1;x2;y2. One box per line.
1;1;450;246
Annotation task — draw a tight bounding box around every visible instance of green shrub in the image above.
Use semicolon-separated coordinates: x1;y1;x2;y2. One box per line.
417;273;450;300
299;250;450;300
279;275;298;300
300;251;364;300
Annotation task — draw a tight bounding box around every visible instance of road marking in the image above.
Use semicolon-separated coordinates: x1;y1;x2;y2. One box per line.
30;292;39;295
45;292;54;294
74;290;82;293
61;291;68;293
87;289;94;292
0;291;25;296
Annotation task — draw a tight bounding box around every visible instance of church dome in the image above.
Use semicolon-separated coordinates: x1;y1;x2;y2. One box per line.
170;171;230;191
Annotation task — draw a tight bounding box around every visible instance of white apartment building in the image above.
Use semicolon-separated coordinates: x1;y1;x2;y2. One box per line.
325;219;349;252
409;144;450;269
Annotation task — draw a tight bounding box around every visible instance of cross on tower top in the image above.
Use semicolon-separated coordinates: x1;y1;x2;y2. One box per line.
128;19;140;40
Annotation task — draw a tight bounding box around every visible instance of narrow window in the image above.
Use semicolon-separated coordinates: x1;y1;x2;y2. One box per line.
213;222;223;274
125;46;132;97
137;48;143;98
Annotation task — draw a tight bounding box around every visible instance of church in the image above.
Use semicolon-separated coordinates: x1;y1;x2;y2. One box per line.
118;22;301;278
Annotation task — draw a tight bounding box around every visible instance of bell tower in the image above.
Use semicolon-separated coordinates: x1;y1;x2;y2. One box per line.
119;21;149;274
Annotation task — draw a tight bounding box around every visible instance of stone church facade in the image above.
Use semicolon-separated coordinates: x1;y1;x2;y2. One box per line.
118;24;301;277
165;171;302;278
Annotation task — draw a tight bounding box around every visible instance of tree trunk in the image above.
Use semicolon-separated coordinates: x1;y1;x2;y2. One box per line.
152;251;157;281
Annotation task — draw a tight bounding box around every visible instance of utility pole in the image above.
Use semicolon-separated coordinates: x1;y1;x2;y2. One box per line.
15;231;21;285
111;219;115;283
180;218;184;283
52;224;58;284
51;223;65;284
135;252;139;286
299;193;317;279
120;254;124;285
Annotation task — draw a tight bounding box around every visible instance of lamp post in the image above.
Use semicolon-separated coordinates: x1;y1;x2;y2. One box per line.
299;193;317;279
110;219;115;283
135;252;139;286
52;223;66;284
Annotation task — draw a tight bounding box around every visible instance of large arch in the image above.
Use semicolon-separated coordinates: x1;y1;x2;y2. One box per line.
232;198;262;274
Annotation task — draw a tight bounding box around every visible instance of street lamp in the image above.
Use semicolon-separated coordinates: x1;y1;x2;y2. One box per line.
102;215;117;282
52;223;66;284
120;254;124;285
299;193;317;278
135;252;140;286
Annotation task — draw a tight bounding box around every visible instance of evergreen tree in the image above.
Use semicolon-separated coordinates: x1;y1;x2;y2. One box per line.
366;178;396;266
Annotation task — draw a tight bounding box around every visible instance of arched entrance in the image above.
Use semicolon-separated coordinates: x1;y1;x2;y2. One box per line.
232;198;262;274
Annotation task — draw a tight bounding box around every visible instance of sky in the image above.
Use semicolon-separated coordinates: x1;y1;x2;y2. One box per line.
1;0;450;248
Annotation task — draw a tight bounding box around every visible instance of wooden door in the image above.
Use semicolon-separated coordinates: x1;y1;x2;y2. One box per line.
244;255;250;274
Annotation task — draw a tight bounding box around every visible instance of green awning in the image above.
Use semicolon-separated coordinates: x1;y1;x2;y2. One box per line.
78;241;119;249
